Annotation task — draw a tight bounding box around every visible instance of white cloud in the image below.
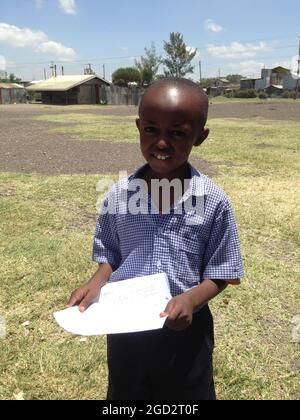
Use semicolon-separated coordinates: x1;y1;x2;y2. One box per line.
59;0;77;15
228;60;265;77
36;41;78;61
207;41;273;59
0;22;78;61
0;54;6;71
204;19;224;33
35;1;77;16
275;56;298;74
0;23;47;48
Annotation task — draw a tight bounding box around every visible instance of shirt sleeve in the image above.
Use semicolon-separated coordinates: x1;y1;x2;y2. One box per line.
92;198;121;271
202;199;244;280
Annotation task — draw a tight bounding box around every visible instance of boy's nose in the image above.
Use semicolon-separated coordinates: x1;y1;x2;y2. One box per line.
156;137;169;149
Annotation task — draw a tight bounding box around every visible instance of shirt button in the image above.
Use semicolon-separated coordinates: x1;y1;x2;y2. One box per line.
157;260;162;269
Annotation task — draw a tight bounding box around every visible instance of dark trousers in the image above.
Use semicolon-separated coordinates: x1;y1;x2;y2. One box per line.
107;305;216;400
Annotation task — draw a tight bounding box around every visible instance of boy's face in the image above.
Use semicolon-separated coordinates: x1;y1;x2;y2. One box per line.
136;85;209;179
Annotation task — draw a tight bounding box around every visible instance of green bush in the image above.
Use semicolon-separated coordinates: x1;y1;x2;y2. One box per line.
233;89;257;98
258;92;268;99
282;90;297;99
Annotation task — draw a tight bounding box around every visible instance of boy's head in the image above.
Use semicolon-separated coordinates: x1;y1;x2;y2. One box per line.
136;78;209;178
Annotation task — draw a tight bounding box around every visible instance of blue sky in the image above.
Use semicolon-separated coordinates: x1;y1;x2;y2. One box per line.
0;0;299;81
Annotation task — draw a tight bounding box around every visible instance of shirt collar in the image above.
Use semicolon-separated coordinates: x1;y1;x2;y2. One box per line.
124;163;204;203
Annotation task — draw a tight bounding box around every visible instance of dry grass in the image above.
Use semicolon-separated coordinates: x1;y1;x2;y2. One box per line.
0;115;299;400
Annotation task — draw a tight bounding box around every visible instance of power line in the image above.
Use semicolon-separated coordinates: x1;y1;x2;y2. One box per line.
6;35;300;81
5;34;300;67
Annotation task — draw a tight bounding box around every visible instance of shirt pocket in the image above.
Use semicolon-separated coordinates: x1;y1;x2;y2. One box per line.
176;237;206;287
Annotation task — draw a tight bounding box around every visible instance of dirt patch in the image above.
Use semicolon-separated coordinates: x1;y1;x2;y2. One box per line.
0;105;216;177
209;101;300;122
1;101;300;176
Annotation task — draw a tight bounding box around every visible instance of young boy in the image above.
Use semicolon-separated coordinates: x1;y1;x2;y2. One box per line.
67;78;244;400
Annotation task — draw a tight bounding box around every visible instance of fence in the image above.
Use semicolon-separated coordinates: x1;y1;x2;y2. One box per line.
0;87;26;104
100;85;143;106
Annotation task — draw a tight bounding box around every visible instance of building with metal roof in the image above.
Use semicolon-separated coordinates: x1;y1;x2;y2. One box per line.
0;83;26;104
255;67;291;91
26;75;111;105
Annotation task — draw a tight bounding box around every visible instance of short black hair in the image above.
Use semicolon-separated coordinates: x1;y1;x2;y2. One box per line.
139;77;209;126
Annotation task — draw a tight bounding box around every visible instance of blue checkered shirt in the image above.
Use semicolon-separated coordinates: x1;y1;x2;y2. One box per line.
93;164;244;297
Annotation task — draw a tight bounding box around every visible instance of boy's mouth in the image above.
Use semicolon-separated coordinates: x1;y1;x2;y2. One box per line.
152;153;171;161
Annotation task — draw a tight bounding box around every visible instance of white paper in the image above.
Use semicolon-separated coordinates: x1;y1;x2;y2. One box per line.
54;273;172;336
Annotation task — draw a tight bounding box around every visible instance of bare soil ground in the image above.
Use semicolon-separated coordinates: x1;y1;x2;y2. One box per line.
0;102;299;176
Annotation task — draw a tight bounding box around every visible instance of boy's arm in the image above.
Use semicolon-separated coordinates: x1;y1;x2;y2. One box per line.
162;195;243;331
161;278;240;331
66;263;113;313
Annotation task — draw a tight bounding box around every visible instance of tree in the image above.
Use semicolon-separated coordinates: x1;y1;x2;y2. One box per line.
84;65;96;75
0;73;22;84
163;32;197;78
225;74;243;84
112;67;141;87
135;43;162;86
201;77;218;89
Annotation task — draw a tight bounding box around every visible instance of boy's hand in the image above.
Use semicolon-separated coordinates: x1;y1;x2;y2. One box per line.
66;263;112;313
66;282;101;313
160;279;233;331
160;293;195;332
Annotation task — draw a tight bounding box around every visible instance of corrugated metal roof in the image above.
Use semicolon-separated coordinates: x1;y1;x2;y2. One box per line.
269;84;283;89
272;66;290;74
240;78;261;81
0;83;25;89
26;75;110;92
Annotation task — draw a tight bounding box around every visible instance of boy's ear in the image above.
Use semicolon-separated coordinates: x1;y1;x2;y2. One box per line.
136;118;140;131
194;128;209;147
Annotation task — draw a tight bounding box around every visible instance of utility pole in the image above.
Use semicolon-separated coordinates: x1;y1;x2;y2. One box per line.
199;61;202;84
295;35;300;100
44;68;47;80
84;63;94;75
50;61;54;77
62;66;64;76
103;64;106;80
54;64;57;77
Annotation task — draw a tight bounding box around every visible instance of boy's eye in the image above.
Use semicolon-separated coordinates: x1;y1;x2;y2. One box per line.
144;127;157;134
172;130;186;138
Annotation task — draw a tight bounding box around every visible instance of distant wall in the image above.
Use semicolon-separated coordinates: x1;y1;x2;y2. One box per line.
41;90;78;105
100;85;142;106
33;84;143;106
0;88;26;104
283;74;299;90
78;79;103;104
240;79;256;90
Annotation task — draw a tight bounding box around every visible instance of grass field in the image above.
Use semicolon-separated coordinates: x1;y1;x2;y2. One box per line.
0;111;299;400
209;97;298;104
